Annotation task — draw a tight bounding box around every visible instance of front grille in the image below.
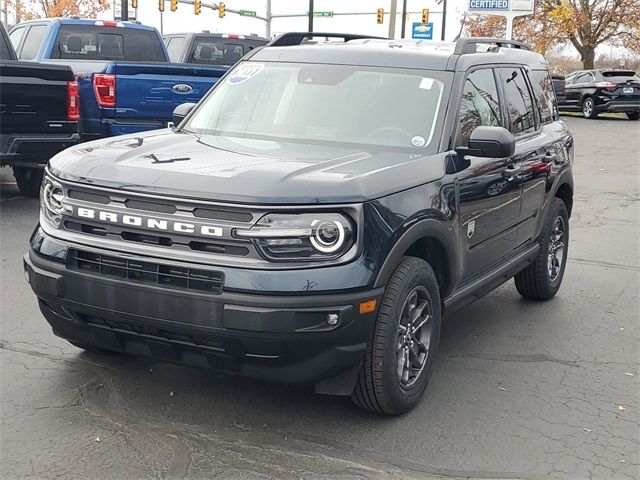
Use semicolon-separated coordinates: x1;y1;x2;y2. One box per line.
67;189;110;204
67;249;224;294
125;199;177;214
193;207;253;223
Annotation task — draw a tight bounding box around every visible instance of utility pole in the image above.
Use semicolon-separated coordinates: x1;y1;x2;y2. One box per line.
308;0;314;32
400;0;407;39
388;0;397;39
266;0;271;37
441;0;447;40
121;0;128;21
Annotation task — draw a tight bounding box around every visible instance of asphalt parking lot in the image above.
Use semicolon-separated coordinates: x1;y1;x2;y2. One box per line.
1;114;638;480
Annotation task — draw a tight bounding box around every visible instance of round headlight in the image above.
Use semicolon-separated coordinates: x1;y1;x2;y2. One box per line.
310;219;345;253
43;179;65;215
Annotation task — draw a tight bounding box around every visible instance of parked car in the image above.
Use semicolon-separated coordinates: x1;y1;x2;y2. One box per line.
0;23;79;196
163;32;268;66
558;69;640;120
25;34;574;415
8;18;228;142
551;75;566;105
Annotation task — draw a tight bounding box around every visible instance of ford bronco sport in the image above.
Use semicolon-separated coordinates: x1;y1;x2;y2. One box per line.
24;34;574;415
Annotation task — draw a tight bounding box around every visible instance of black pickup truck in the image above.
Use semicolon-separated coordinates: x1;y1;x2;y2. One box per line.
0;24;79;196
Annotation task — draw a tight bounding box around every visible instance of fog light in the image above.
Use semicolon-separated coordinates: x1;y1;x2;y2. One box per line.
326;313;339;326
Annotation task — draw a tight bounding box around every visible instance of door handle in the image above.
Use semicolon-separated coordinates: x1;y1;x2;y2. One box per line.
505;163;521;182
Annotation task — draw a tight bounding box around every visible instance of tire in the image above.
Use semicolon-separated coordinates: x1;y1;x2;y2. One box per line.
626;112;640;121
352;257;441;415
68;340;115;355
12;167;44;197
581;97;598;119
515;198;569;300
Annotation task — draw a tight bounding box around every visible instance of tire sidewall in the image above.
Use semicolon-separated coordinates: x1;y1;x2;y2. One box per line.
378;259;441;413
582;97;596;119
540;200;570;291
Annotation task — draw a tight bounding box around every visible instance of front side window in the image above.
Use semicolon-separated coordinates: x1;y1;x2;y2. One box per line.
8;26;26;52
186;62;448;150
499;68;536;136
19;25;47;60
457;68;501;147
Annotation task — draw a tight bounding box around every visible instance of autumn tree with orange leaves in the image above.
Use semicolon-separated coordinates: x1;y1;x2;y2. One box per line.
466;0;640;69
7;0;110;23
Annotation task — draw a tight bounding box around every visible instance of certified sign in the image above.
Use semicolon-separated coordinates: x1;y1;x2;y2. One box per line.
468;0;510;10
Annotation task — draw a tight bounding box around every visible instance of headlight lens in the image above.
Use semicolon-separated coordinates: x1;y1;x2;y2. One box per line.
235;213;354;261
40;176;67;226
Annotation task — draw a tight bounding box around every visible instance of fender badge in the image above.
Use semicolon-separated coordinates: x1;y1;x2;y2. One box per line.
467;220;476;239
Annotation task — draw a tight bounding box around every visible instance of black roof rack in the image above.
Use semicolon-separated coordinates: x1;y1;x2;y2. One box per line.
268;32;387;47
454;37;531;54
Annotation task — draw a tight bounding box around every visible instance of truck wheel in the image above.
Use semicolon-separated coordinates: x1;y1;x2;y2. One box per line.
68;340;115;355
352;257;441;415
581;97;598;119
626;112;640;121
515;198;569;300
12;167;44;197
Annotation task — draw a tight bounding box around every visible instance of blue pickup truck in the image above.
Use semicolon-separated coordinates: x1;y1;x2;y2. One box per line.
9;18;227;142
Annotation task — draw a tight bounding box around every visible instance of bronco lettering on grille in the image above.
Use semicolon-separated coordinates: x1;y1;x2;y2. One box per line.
75;207;223;237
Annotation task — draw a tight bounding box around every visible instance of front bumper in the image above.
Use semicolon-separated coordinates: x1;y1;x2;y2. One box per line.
24;232;383;394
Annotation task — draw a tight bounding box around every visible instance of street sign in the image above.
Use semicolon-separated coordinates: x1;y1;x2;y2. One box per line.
239;9;256;17
412;22;433;39
114;0;137;20
468;0;510;11
313;11;334;17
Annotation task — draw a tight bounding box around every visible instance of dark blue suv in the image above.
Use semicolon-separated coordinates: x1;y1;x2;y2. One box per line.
24;34;574;415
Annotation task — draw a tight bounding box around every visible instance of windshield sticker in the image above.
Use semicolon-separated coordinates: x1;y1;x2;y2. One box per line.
228;64;265;85
411;136;426;147
419;78;434;90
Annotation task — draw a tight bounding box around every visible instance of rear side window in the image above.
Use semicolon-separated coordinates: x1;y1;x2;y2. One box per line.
457;68;502;147
19;25;47;60
529;70;556;125
52;25;165;61
498;68;536;136
165;36;185;62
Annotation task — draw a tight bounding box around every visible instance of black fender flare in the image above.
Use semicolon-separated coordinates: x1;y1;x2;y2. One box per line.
373;218;459;295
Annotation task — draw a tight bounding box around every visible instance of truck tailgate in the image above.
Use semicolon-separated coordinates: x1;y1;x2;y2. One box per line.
109;62;226;121
0;61;74;135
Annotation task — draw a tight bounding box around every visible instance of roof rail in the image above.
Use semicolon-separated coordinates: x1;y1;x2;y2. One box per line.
454;37;531;54
268;32;387;47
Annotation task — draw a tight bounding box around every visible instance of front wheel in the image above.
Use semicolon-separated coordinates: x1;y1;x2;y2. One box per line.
582;97;598;119
515;198;569;300
12;167;44;197
626;112;640;121
352;257;441;415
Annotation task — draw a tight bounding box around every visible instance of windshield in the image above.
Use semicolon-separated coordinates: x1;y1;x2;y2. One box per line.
185;62;448;150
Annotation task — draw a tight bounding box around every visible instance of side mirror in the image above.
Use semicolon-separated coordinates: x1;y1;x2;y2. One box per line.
456;126;516;159
172;102;197;127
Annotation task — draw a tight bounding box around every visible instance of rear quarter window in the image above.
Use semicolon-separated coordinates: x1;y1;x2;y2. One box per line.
529;70;557;125
52;25;166;61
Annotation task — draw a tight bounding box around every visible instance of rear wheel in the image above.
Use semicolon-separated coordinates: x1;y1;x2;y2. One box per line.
515;198;569;300
67;340;115;355
581;97;598;119
626;112;640;121
352;257;441;415
12;167;44;197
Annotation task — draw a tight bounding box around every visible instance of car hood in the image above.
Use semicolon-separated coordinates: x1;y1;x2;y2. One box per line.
49;129;445;205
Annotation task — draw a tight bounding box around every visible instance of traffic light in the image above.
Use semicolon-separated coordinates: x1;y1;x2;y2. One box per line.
376;8;384;24
422;8;429;24
131;0;137;8
158;0;164;12
194;0;201;14
170;0;177;12
218;2;225;18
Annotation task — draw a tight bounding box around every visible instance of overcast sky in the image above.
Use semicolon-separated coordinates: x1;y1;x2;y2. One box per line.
106;0;469;40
